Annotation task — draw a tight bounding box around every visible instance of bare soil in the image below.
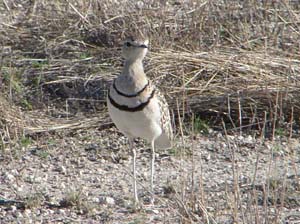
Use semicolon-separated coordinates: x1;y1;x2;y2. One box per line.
1;127;300;223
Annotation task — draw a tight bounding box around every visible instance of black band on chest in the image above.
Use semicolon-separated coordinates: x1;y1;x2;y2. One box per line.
113;80;149;98
108;89;156;112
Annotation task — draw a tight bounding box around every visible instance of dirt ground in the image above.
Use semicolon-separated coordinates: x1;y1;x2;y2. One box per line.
1;126;300;223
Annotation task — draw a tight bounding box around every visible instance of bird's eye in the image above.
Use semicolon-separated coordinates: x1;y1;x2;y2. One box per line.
125;42;132;47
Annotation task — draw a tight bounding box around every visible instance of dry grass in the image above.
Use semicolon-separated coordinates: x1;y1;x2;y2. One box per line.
1;0;300;136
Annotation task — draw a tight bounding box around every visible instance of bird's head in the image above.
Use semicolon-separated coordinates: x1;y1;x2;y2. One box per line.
122;36;149;62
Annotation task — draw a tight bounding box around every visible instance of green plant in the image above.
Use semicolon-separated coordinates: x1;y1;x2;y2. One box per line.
193;116;210;135
32;74;43;88
21;99;32;110
10;75;23;93
47;139;56;145
35;150;49;159
168;147;178;156
79;52;90;59
31;60;49;68
59;188;94;214
24;193;44;209
60;189;83;208
2;67;10;82
2;68;23;93
20;136;31;148
274;127;285;137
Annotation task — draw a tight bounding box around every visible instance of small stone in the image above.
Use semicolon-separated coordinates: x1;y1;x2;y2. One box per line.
217;133;223;138
7;175;16;184
11;205;17;212
60;183;66;189
245;135;253;143
106;197;115;205
99;196;115;205
16;211;23;218
207;206;214;212
11;169;19;175
60;166;67;175
41;163;48;169
237;135;244;141
24;209;32;216
204;153;211;161
92;197;100;203
100;158;106;164
59;209;66;215
16;186;23;192
228;135;235;140
152;209;159;214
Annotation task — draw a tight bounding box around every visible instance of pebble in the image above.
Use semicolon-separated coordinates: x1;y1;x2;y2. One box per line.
105;197;115;205
204;153;211;161
237;135;244;141
92;197;100;203
152;209;159;214
16;186;23;192
245;135;253;144
11;205;17;212
59;209;66;215
207;206;215;212
24;209;32;216
5;173;15;182
10;169;19;175
228;135;235;140
1;128;299;222
16;212;24;219
98;196;115;205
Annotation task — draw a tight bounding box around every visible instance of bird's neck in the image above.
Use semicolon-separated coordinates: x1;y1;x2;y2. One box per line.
116;59;148;93
122;59;147;81
123;59;145;76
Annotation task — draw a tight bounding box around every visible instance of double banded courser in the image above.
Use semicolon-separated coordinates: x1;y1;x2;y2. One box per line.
107;36;173;206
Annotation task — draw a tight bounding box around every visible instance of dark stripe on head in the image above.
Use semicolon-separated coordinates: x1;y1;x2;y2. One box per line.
113;80;149;98
108;89;155;112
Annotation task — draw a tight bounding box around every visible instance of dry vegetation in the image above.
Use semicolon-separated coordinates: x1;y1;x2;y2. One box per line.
1;0;300;223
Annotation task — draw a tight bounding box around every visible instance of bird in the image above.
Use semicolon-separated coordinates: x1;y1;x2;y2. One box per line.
107;35;173;207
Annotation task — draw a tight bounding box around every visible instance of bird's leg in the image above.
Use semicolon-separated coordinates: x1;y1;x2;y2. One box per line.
129;139;139;206
150;140;155;204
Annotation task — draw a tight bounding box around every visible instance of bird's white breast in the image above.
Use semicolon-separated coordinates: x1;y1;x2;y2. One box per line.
107;95;163;143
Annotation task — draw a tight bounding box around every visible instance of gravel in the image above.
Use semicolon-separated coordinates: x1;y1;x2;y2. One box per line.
1;128;300;223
